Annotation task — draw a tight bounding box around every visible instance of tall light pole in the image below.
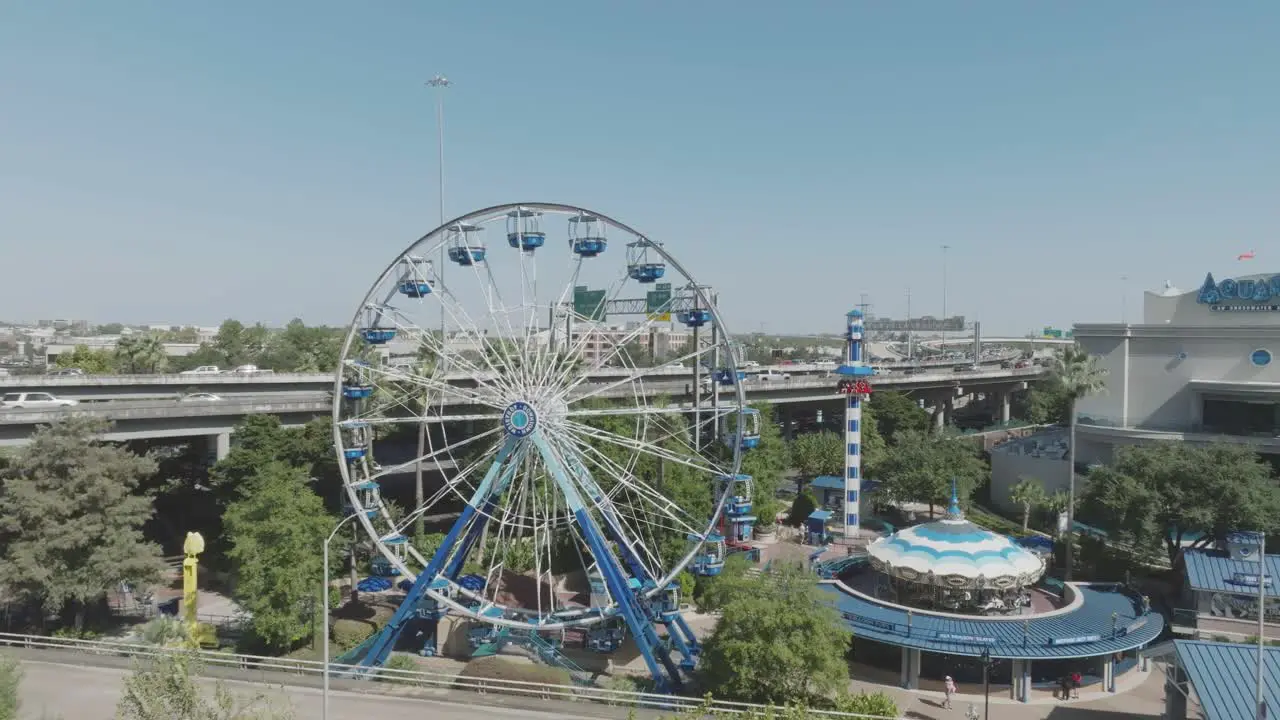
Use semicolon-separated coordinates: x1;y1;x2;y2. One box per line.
941;244;951;321
420;74;450;539
322;512;360;720
1120;275;1129;324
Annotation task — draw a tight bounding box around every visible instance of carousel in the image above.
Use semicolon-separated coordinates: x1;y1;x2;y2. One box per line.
865;484;1046;615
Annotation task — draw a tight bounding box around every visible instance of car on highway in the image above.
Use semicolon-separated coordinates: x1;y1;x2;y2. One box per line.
0;392;79;409
46;367;85;377
232;364;273;374
179;393;223;402
180;366;222;376
754;369;791;382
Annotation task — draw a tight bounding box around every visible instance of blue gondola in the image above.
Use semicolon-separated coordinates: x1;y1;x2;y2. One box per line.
689;532;727;576
397;256;433;297
506;208;544;252
343;446;367;460
626;239;666;283
446;223;486;266
715;369;747;385
361;328;397;344
342;384;373;399
569;213;607;257
678;309;712;328
722;408;761;450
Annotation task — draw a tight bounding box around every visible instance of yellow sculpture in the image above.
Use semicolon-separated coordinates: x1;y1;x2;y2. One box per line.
182;531;207;648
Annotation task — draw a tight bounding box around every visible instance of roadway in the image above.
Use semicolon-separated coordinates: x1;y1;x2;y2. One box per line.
0;356;1023;402
15;659;641;720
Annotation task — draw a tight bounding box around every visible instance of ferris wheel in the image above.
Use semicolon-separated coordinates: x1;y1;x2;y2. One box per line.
331;203;756;692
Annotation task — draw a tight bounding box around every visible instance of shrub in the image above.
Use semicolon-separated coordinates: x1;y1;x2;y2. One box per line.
835;690;899;718
785;492;818;527
331;618;377;650
379;654;421;685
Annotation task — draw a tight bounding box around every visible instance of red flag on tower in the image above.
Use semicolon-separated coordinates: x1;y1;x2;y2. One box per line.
1239;250;1257;261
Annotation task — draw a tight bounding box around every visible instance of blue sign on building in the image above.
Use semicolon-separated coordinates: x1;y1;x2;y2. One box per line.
1197;273;1280;312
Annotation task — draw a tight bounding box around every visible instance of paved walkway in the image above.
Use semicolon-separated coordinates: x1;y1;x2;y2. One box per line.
847;666;1165;719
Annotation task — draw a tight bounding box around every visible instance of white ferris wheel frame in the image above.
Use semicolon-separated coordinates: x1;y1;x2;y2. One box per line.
330;202;749;631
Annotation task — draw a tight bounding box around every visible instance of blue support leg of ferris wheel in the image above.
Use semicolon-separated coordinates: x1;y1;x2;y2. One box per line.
444;459;522;581
568;461;652;584
354;438;519;669
533;435;683;693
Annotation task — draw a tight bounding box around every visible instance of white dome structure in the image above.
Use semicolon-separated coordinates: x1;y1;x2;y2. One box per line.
867;487;1045;591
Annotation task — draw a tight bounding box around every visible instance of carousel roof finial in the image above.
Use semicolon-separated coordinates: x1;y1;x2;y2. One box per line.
946;478;962;519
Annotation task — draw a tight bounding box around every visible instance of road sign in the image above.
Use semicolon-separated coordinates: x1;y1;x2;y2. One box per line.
573;286;607;321
646;283;673;314
647;313;671;322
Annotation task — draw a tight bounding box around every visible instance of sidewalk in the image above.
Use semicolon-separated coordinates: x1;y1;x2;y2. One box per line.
848;666;1164;719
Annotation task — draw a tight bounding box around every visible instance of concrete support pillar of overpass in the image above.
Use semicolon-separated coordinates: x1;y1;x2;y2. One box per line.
899;648;921;690
207;432;231;464
999;391;1011;424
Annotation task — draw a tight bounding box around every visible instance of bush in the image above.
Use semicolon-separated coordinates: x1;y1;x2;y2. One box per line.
331;618;377;650
456;656;572;689
379;654;421;685
785;492;818;527
835;690;899;718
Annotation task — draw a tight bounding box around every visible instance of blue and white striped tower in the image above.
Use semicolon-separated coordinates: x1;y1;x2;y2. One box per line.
837;309;876;539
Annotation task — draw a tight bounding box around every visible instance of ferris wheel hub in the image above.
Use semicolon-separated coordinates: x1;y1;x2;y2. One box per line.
502;401;538;438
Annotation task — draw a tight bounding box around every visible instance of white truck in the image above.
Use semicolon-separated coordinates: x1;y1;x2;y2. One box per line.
0;392;79;409
180;366;222;376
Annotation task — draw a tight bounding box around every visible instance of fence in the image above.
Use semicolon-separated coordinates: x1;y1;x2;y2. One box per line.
0;631;903;719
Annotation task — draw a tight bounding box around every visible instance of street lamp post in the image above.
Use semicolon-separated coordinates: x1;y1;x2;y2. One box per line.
1259;531;1268;720
323;512;360;720
942;244;951;322
980;648;992;720
420;73;450;539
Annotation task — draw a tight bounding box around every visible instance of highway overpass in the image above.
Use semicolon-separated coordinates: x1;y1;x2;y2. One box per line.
0;366;1044;448
0;355;1020;402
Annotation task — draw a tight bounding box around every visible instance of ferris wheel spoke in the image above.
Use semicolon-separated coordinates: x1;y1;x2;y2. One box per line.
353;361;505;410
551;430;703;537
542;434;661;580
558;419;725;479
541;266;634;391
560;340;718;407
431;286;525;398
374;305;492;382
360;425;503;483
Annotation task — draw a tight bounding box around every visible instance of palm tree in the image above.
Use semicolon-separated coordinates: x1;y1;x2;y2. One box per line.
1009;477;1047;532
115;334;168;374
1048;345;1108;580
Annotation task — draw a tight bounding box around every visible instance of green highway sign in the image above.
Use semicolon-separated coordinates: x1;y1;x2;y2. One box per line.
573;286;607;321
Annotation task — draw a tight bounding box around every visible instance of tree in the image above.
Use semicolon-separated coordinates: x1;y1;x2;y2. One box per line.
1081;442;1280;570
223;462;335;653
1048;345;1108;580
115;334;168;374
54;344;116;373
875;431;988;517
116;653;294;719
211;320;269;368
0;417;164;630
1010;477;1047;531
1017;380;1070;425
868;390;930;443
257;319;342;373
789;431;844;479
697;563;851;706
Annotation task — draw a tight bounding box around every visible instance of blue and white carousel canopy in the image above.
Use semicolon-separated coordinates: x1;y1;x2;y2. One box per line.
867;490;1045;590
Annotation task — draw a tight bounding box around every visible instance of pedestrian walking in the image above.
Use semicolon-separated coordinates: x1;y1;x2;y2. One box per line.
944;675;956;709
1059;675;1071;700
1071;670;1082;699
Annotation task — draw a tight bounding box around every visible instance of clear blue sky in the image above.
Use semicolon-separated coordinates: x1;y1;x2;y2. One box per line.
2;2;1278;335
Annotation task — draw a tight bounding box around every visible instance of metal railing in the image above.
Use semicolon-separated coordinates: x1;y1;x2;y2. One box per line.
0;631;902;718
